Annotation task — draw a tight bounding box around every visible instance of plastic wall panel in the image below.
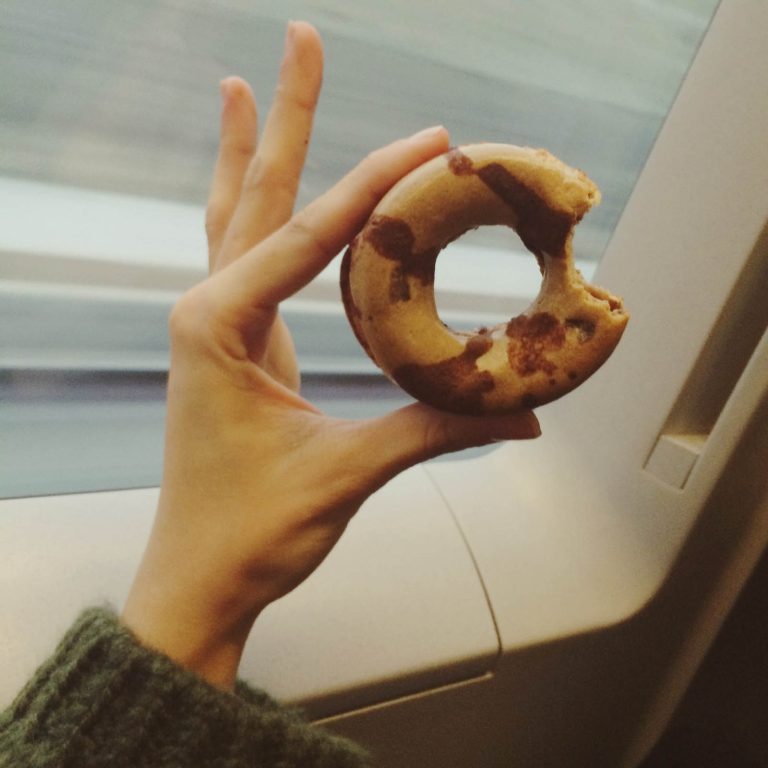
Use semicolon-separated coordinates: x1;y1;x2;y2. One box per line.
0;467;498;718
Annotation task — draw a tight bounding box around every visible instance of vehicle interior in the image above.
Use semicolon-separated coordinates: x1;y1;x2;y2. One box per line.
2;0;767;765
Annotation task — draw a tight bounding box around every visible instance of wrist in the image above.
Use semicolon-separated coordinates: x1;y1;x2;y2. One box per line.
122;582;254;691
121;538;261;691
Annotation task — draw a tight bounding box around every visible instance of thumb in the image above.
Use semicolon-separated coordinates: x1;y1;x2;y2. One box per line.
343;402;541;492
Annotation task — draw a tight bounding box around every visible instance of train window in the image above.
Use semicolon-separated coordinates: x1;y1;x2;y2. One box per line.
0;0;719;497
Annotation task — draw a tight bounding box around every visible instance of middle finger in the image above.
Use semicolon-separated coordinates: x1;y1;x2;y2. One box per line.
216;21;324;269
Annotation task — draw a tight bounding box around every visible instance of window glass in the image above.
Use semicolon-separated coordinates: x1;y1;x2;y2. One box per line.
0;0;720;497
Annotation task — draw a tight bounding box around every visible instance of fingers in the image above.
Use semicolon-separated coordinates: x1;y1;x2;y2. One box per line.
206;77;258;269
212;124;449;322
343;403;541;493
216;22;324;270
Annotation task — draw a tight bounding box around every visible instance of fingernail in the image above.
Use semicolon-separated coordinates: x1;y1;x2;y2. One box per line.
518;411;542;439
525;411;542;437
411;125;447;141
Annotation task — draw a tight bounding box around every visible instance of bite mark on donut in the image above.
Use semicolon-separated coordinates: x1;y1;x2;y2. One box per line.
586;284;624;312
392;333;495;415
506;312;566;376
364;214;438;298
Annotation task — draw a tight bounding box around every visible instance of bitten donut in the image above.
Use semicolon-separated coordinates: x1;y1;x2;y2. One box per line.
340;143;629;415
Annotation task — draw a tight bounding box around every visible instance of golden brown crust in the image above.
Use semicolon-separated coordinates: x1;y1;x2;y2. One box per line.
341;143;629;414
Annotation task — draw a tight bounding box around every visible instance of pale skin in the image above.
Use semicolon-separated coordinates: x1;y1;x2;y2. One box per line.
121;21;541;691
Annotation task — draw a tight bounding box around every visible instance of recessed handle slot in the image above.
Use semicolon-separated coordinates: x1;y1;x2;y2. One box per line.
644;222;768;488
645;434;707;489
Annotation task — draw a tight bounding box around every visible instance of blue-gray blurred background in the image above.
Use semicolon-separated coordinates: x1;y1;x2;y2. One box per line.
0;0;719;496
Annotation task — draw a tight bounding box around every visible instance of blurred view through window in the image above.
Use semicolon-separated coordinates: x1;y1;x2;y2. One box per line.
0;0;719;496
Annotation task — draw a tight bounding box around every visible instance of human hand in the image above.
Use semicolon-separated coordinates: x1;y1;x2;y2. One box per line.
121;22;540;690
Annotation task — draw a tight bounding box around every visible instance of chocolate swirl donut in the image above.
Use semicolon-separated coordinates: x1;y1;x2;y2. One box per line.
341;144;628;415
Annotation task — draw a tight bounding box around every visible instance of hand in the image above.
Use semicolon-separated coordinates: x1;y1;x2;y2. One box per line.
121;22;541;690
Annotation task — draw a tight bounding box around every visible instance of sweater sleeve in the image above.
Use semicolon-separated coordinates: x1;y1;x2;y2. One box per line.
0;608;371;768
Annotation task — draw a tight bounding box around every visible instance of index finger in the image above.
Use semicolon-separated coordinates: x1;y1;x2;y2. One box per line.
212;125;450;323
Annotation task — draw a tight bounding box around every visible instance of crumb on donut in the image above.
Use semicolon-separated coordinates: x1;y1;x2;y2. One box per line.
506;312;566;376
565;317;597;343
389;264;411;302
447;147;475;175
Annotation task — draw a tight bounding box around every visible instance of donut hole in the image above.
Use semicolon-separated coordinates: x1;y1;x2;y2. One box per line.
432;226;543;331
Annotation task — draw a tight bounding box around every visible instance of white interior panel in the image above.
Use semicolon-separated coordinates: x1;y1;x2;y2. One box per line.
0;466;498;718
325;2;768;765
430;0;768;650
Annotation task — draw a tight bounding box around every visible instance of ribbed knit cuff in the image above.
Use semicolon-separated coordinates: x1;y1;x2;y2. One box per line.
0;608;370;768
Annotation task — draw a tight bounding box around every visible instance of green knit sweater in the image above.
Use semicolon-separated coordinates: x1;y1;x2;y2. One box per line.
0;608;370;767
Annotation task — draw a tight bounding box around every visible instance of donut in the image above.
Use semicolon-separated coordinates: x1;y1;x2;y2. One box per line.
340;143;629;415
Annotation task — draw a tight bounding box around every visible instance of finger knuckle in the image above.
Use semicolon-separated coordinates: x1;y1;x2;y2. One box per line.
245;157;298;201
223;135;256;161
168;286;215;349
285;213;334;262
275;82;318;115
204;203;227;241
354;152;388;208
